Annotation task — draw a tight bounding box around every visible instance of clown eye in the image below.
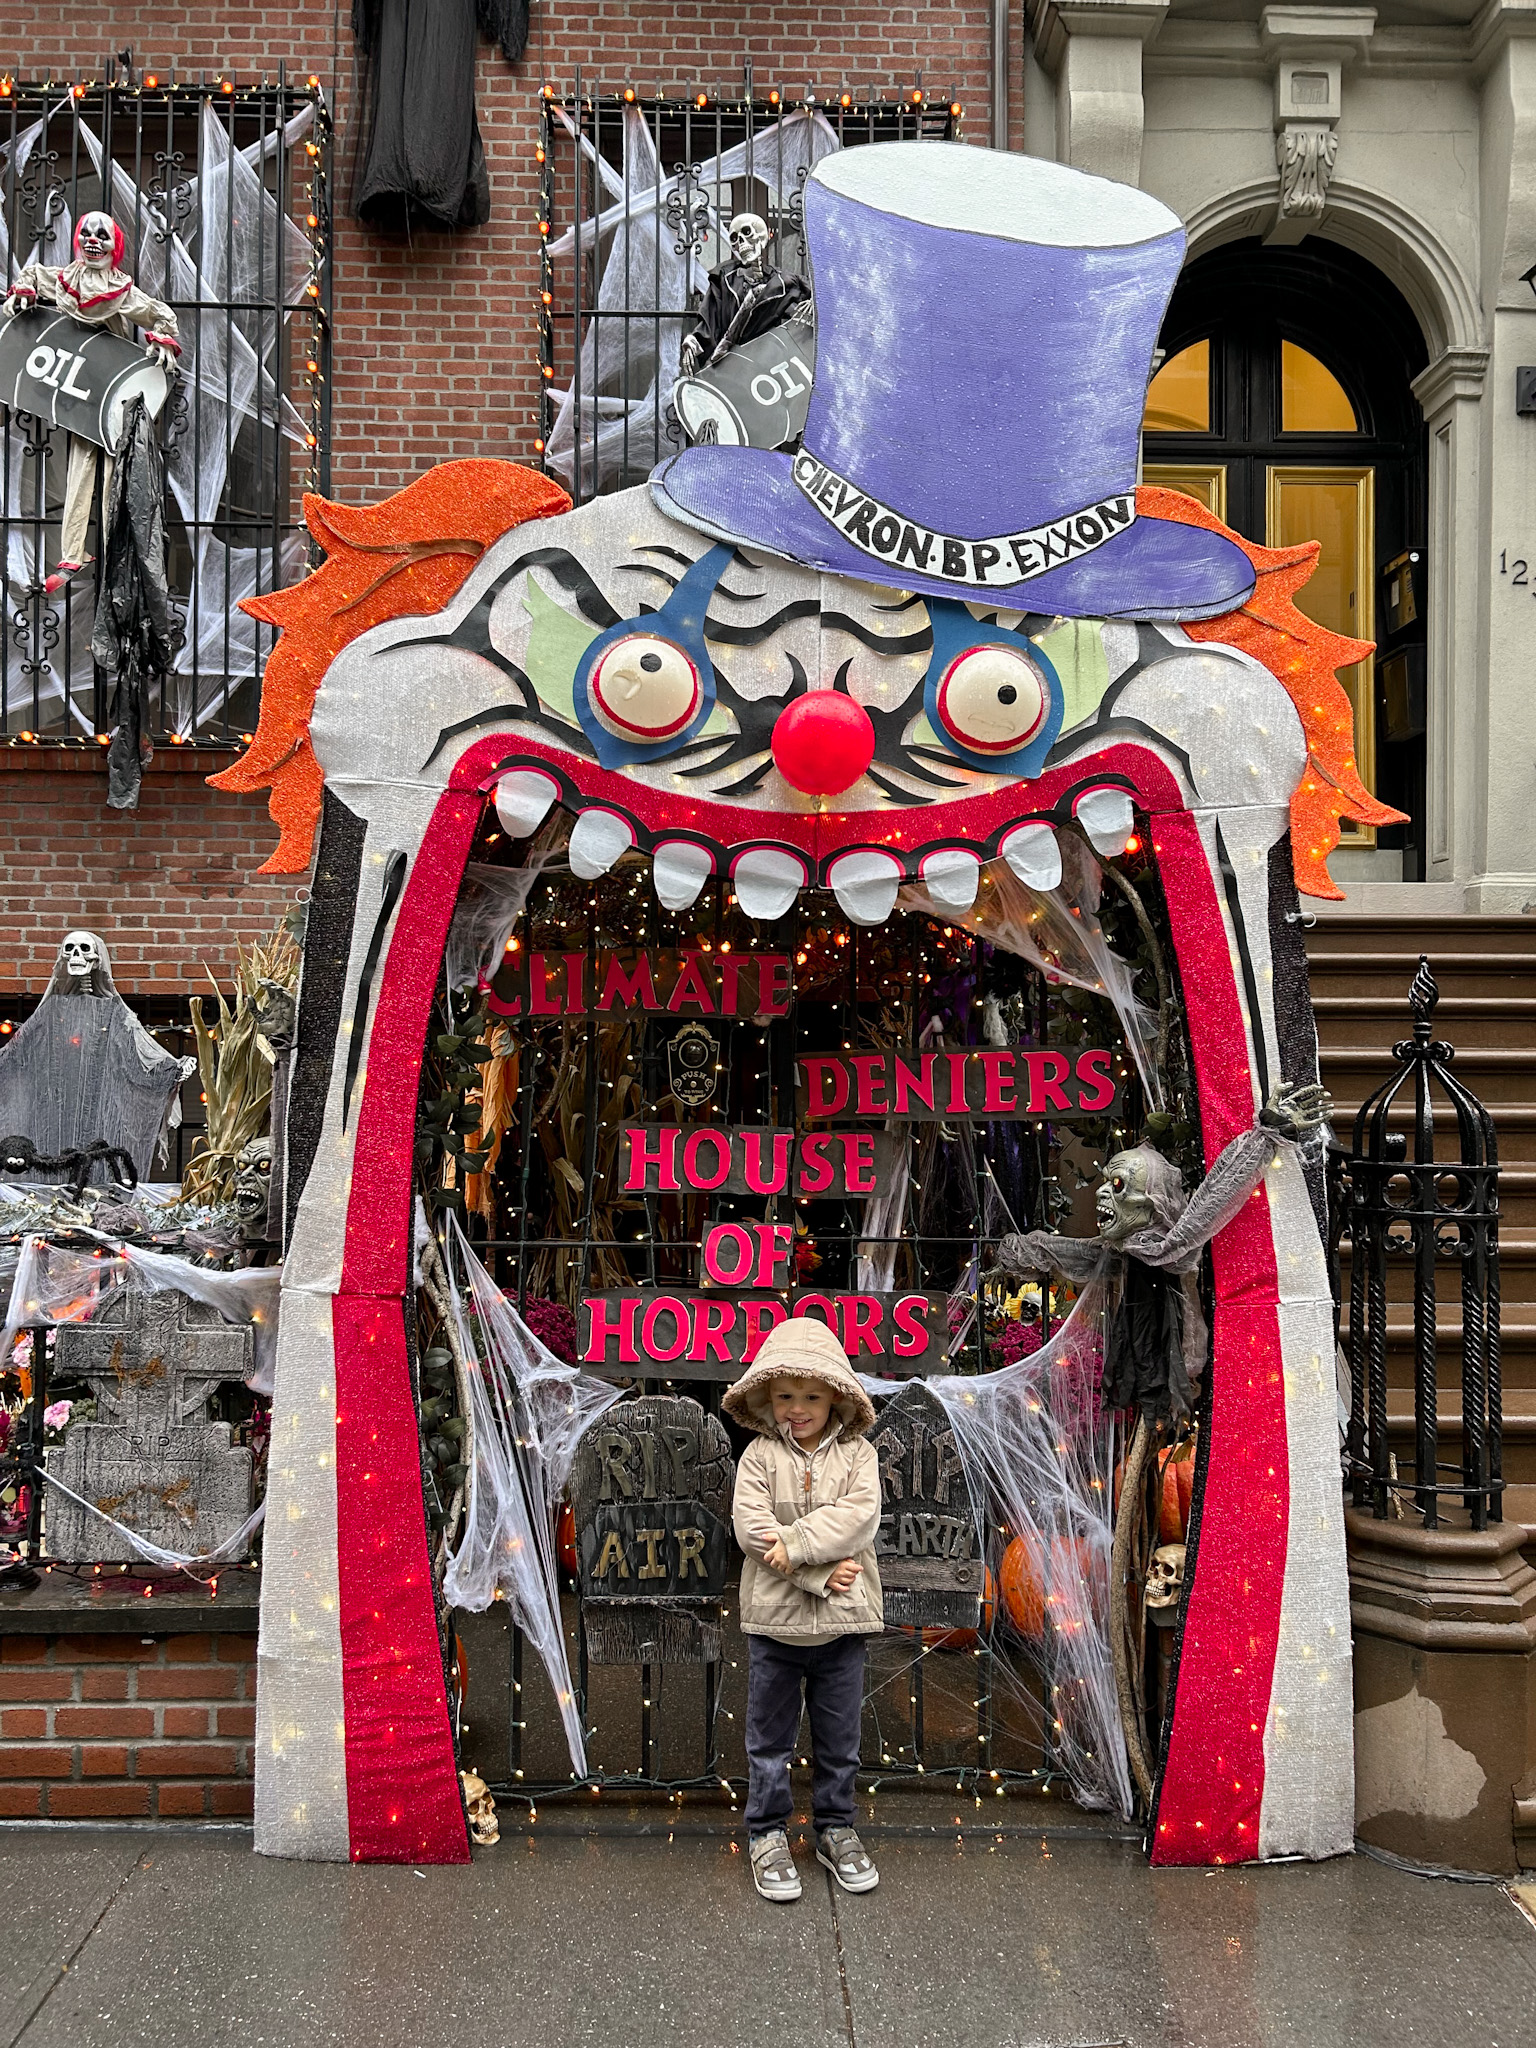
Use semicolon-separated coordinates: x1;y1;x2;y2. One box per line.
935;645;1048;756
588;634;701;742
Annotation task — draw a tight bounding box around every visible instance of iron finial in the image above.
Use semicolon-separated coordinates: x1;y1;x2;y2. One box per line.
1409;955;1439;1031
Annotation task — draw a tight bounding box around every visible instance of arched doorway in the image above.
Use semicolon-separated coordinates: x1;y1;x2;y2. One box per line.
1142;241;1429;875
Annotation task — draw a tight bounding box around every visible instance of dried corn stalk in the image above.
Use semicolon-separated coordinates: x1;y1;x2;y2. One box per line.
181;926;301;1207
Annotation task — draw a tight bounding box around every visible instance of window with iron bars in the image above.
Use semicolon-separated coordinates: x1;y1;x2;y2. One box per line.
538;71;957;503
0;72;331;750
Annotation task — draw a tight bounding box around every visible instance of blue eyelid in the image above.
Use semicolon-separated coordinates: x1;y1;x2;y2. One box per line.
921;600;1063;775
573;543;734;767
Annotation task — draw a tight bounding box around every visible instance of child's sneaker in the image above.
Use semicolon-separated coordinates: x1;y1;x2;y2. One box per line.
816;1825;879;1893
750;1828;802;1902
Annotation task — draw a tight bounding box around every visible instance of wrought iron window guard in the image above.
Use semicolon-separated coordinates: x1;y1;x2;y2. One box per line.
0;70;331;751
1332;956;1502;1528
538;66;957;504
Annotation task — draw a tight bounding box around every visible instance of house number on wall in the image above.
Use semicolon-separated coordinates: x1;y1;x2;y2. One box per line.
1499;551;1536;589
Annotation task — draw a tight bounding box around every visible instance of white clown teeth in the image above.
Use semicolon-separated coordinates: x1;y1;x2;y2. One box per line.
732;846;807;920
999;820;1062;890
918;847;981;912
652;840;713;911
493;768;559;840
1074;787;1136;856
828;848;904;926
568;807;636;879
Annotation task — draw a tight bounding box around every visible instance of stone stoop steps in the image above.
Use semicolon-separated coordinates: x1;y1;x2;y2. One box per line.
1304;914;1536;1548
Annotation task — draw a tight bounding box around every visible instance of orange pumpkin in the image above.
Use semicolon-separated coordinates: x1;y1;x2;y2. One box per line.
1000;1532;1103;1643
909;1567;997;1652
556;1501;577;1575
1112;1443;1197;1544
1158;1449;1195;1544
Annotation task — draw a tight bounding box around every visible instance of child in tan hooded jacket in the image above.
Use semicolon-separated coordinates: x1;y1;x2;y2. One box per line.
723;1315;883;1903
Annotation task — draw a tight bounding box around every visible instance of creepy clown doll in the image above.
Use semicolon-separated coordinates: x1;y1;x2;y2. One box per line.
4;211;180;593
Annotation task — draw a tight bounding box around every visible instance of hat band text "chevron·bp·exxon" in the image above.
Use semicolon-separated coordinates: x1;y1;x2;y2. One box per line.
790;450;1136;588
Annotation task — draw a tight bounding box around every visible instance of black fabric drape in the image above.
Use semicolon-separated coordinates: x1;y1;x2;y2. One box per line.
1101;1257;1185;1425
351;0;529;233
91;397;176;813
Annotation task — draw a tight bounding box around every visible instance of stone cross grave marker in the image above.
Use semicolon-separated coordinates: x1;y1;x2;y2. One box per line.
868;1380;983;1631
46;1287;255;1561
568;1391;734;1664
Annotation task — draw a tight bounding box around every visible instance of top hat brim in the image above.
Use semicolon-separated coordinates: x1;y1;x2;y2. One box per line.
651;448;1256;623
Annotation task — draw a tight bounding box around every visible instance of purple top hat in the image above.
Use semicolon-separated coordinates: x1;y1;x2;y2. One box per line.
651;144;1254;621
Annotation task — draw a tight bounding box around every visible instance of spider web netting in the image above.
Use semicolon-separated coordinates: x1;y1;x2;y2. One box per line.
440;1214;622;1779
856;1162;1133;1816
0;1232;274;1568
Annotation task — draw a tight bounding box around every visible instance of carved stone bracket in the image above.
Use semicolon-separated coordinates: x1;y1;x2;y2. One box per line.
1260;6;1375;245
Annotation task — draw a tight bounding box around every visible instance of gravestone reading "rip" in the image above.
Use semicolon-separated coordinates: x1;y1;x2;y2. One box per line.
867;1381;983;1631
45;1288;255;1562
567;1392;734;1664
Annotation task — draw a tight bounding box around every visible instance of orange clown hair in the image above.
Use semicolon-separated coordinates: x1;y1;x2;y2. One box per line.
208;460;571;873
1136;484;1407;900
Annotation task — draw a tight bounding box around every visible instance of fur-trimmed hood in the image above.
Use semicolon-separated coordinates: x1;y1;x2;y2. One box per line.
722;1316;875;1437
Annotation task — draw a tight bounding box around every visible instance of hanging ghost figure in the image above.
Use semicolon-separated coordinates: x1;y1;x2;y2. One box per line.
4;211;180;594
994;1079;1333;1426
0;930;194;1184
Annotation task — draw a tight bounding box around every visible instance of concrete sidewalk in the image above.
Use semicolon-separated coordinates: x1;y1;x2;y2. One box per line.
0;1816;1532;2048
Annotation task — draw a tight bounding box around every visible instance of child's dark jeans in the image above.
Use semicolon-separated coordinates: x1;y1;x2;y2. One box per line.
743;1633;867;1837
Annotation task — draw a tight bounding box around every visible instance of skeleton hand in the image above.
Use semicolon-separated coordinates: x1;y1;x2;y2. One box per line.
4;284;36;318
1260;1079;1333;1141
144;336;179;373
679;334;703;377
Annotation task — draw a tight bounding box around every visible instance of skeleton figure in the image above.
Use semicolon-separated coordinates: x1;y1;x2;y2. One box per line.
996;1080;1332;1425
0;929;195;1184
232;1138;275;1241
4;212;180;592
678;211;811;379
1145;1543;1187;1611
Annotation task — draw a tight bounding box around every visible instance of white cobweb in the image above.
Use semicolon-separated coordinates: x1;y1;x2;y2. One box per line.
440;1213;622;1780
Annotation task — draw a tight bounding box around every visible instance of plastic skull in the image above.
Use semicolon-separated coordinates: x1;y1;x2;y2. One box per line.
74;211;117;264
60;931;101;980
460;1770;499;1846
728;211;770;267
1095;1148;1158;1243
1145;1542;1187;1610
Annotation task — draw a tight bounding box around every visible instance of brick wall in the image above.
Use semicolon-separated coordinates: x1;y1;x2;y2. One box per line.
0;751;293;996
0;1631;256;1820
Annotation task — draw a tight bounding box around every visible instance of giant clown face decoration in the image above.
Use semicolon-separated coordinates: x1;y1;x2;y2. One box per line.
215;146;1400;1872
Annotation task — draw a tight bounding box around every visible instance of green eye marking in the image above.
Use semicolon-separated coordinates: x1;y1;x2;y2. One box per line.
522;575;599;727
1032;617;1111;736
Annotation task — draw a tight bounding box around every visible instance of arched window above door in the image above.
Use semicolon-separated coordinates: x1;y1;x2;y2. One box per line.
1281;341;1356;432
1144;340;1210;433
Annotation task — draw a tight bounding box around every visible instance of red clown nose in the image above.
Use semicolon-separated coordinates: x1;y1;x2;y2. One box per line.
770;690;877;795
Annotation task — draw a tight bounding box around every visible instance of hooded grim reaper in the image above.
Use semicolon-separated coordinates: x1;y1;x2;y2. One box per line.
0;931;193;1184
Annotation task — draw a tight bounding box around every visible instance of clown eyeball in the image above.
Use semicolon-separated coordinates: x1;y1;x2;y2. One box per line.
934;645;1047;755
588;635;700;743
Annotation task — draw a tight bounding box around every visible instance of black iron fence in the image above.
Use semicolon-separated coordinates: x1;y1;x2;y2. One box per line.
538;69;957;503
1331;957;1502;1528
0;69;331;749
